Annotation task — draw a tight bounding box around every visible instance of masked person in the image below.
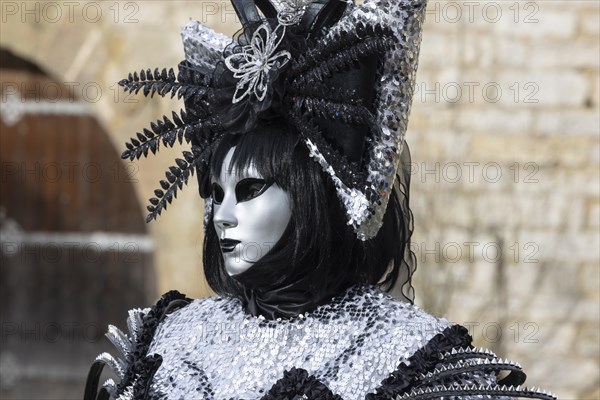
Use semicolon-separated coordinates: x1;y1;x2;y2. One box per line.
85;0;556;399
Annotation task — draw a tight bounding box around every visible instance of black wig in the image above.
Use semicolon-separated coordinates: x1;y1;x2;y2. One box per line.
201;119;417;317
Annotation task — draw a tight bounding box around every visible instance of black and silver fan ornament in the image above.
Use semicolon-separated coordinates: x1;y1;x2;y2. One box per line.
119;0;426;240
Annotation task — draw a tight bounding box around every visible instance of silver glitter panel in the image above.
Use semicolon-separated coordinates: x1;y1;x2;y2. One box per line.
313;0;429;240
130;285;449;398
181;20;231;71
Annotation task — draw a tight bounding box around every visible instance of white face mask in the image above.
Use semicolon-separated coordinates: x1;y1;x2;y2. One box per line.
211;148;292;276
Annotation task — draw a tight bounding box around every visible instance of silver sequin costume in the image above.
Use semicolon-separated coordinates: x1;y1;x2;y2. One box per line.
88;286;557;399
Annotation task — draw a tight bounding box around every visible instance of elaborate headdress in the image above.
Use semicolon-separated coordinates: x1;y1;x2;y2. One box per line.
119;0;428;240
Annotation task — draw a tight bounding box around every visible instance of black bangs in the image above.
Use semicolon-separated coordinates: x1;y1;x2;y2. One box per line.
210;119;300;190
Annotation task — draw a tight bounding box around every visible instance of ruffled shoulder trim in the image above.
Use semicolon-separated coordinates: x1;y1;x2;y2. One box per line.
367;324;557;400
84;290;192;400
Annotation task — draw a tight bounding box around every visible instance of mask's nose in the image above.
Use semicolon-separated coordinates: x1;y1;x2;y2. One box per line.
213;197;238;236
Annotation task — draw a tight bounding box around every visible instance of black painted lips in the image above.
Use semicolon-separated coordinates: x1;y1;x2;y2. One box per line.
220;239;241;253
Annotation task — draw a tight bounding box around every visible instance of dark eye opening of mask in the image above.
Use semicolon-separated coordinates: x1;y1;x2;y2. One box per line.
211;178;273;205
235;178;272;202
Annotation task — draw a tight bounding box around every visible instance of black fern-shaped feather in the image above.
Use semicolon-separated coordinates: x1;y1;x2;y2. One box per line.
288;24;396;81
118;66;213;101
145;151;197;222
298;96;374;126
176;60;215;103
121;110;219;160
290;84;364;106
177;61;213;86
119;67;177;98
291;35;396;86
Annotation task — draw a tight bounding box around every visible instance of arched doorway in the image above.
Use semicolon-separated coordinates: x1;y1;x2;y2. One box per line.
0;48;156;398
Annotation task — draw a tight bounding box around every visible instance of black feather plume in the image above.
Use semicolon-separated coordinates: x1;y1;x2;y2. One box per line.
145;154;198;222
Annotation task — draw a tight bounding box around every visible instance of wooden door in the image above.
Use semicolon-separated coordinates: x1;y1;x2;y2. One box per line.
0;48;156;399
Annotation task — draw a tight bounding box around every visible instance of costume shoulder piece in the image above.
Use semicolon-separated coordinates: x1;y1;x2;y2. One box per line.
369;324;556;400
85;286;556;399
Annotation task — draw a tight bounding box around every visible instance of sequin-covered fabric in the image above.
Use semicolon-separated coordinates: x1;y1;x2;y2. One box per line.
181;20;230;72
86;285;557;399
146;285;447;398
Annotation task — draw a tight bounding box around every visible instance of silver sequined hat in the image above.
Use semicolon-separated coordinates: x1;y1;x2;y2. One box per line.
119;0;428;240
